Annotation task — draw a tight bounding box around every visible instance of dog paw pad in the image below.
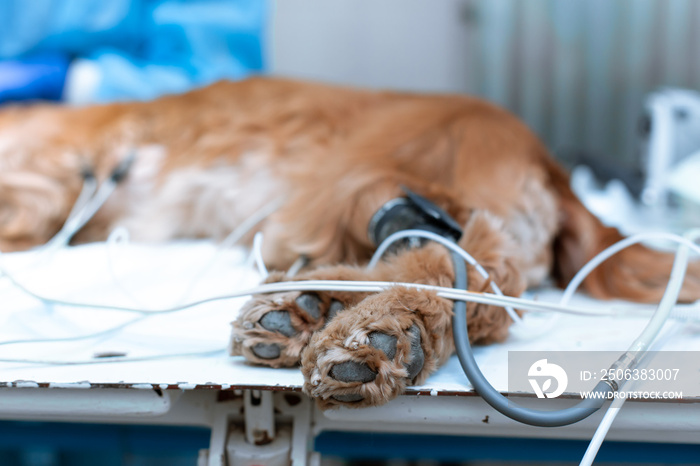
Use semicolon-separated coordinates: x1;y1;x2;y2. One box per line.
233;274;370;368
332;393;365;403
251;342;282;359
327;299;345;321
329;361;377;383
368;331;397;360
404;324;424;381
259;310;297;337
295;293;322;320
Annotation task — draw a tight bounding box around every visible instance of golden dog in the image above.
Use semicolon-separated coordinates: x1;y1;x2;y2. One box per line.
1;77;698;408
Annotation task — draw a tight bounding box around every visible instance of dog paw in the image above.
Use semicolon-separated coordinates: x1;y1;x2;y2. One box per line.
229;273;360;367
301;289;447;409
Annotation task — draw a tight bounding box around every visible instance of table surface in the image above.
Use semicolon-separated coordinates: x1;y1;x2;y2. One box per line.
1;241;699;399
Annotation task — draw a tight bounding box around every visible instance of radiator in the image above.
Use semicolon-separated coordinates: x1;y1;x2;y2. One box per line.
466;0;700;166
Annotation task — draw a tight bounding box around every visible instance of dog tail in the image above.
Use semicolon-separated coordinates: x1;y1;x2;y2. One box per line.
547;159;700;303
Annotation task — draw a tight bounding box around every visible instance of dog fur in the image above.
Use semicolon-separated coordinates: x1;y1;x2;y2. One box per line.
1;77;699;408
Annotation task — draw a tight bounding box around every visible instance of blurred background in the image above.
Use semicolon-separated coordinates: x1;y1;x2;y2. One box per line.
4;0;700;170
1;0;700;465
272;0;700;169
4;0;700;221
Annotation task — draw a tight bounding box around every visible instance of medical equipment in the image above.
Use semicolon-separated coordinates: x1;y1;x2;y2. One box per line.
641;89;700;208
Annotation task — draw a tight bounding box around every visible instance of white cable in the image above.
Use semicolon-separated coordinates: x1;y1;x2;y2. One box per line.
0;278;609;368
560;231;700;307
368;229;523;324
223;198;283;251
252;231;268;278
524;230;700;340
579;319;686;466
10;198;700;323
0;315;147;348
368;229;700;338
578;231;698;466
1;201;699;371
0;258;612;316
579;386;626;466
287;256;307;277
63;175;98;225
0;176;99;280
73;180;118;230
177;197;282;303
0;260;694;367
0;177;99;278
43;179;119;251
625;231;696;356
42;154;135;253
1;232;698;321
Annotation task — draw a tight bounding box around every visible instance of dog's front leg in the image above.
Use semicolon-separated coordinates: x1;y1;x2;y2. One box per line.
301;211;526;409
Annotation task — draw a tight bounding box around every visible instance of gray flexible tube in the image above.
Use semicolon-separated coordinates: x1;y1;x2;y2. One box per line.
450;252;613;427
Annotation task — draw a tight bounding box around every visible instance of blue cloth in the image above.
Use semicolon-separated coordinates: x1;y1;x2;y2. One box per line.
0;0;266;102
0;53;69;103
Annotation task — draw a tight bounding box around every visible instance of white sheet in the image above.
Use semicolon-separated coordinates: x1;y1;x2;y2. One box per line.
1;241;699;397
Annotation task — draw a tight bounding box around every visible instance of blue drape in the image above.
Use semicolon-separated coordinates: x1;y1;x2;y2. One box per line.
0;0;267;103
